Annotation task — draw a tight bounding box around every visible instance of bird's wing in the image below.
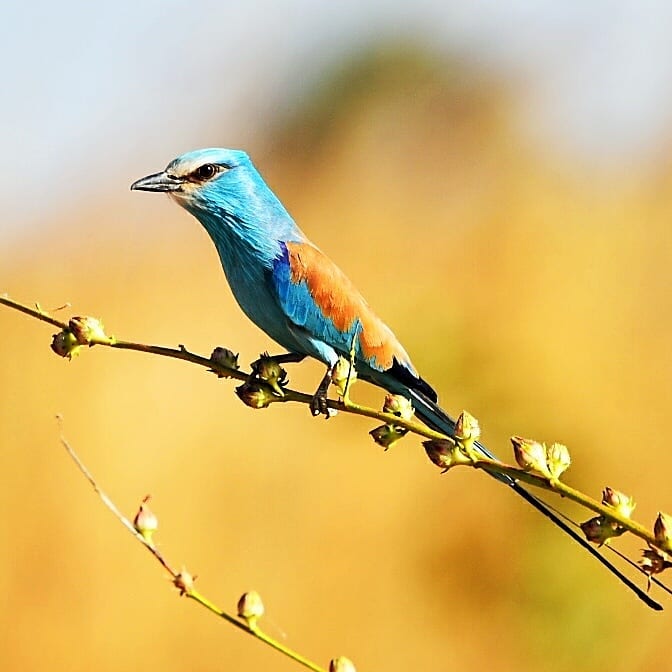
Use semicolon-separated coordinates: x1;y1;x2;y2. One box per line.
269;241;414;374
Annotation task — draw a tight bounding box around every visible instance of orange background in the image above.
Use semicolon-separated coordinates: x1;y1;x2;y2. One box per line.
2;46;671;671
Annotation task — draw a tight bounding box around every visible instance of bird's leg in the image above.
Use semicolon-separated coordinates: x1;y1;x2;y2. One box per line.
310;366;333;418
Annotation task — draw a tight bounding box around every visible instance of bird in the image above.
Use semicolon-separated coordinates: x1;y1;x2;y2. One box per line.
131;147;657;608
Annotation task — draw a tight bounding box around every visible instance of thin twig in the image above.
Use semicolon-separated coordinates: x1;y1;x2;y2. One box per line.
3;293;670;602
57;419;329;672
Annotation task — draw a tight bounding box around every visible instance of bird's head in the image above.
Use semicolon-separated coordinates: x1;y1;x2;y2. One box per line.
131;147;303;257
130;148;256;215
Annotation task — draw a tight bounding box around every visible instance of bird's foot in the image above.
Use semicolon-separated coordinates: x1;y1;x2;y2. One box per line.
310;391;329;417
310;368;333;418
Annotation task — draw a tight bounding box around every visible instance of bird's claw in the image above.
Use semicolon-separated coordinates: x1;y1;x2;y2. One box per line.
311;369;334;418
310;390;331;418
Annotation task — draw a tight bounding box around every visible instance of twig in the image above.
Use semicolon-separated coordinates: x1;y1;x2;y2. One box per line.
57;419;331;672
4;293;671;606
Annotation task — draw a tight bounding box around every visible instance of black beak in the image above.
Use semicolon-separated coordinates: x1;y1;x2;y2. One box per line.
130;171;183;192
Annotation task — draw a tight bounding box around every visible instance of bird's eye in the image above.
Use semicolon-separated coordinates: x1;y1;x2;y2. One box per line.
194;163;218;181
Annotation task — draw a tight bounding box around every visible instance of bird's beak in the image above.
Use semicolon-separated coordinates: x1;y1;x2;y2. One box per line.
130;171;183;192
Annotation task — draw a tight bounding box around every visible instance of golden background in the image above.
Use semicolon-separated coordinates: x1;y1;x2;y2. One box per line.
2;45;671;671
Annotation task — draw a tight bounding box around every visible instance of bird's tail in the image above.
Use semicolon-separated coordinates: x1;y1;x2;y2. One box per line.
406;387;661;610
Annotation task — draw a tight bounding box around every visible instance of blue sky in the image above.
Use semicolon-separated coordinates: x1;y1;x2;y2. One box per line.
2;1;672;241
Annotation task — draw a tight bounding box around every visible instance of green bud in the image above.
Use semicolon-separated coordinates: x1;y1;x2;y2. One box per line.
601;487;636;519
511;436;551;478
382;394;414;421
580;516;624;546
423;438;470;472
237;590;265;630
68;316;109;345
133;495;158;546
210;347;240;376
654;512;672;551
369;424;407;450
640;545;672;581
50;329;82;359
235;381;275;409
173;569;195;596
454;411;480;444
546;442;571;480
251;354;287;397
329;657;357;672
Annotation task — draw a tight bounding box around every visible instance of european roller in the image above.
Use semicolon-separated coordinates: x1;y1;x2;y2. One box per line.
131;147;655;607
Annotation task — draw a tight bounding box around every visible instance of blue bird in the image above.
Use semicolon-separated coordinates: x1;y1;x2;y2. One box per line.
131;147;657;607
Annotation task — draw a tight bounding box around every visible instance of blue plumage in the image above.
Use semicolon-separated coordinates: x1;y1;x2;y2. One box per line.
271;242;361;369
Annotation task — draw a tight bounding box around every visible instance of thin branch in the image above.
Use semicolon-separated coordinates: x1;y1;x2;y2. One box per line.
57;420;330;672
1;295;68;329
4;293;671;603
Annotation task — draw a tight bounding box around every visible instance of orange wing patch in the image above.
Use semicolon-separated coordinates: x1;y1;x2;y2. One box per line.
286;242;412;372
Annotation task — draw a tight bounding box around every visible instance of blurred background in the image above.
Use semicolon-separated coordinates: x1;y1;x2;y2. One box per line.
2;2;672;670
